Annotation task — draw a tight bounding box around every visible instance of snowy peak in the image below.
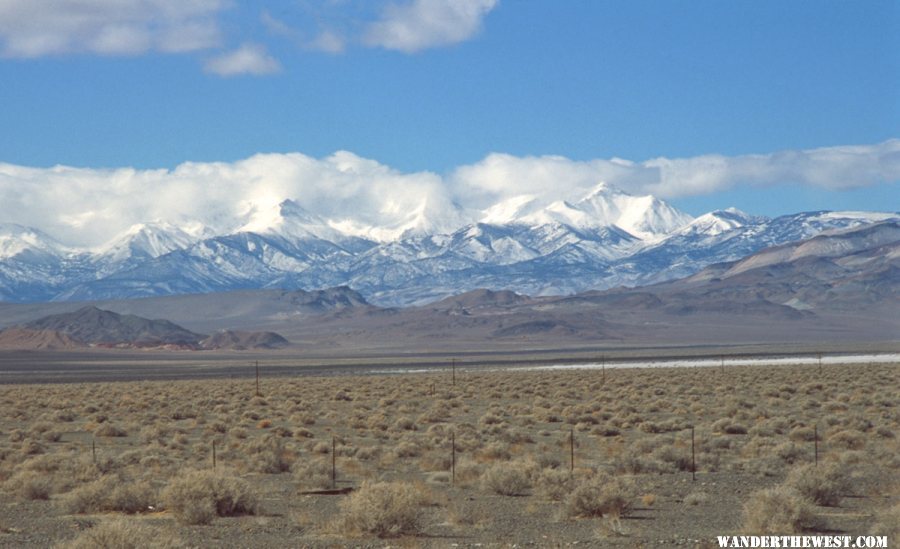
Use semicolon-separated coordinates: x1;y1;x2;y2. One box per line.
100;222;199;262
240;199;346;242
480;195;539;225
677;208;764;237
611;194;694;240
481;182;693;239
240;197;469;244
0;223;69;259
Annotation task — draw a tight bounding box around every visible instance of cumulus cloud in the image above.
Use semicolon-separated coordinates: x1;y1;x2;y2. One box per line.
204;43;281;76
451;140;900;206
0;152;454;247
0;0;226;58
364;0;498;53
0;141;897;248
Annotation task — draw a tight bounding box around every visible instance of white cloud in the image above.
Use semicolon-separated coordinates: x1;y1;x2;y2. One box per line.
0;151;455;247
0;0;226;58
364;0;498;53
0;141;897;248
204;43;281;76
310;30;346;54
451;140;900;206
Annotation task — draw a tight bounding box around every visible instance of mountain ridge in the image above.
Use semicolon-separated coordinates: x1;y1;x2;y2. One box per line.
0;222;896;352
1;182;896;306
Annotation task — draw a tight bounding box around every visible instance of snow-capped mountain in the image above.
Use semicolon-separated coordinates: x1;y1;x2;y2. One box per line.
480;183;693;239
1;183;896;305
0;223;70;260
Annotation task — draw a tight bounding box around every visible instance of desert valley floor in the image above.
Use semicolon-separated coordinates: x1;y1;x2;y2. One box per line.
0;349;897;547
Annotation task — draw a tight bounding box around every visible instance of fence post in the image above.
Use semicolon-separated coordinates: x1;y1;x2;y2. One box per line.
691;426;696;482
255;361;260;397
451;430;456;486
91;438;96;463
212;440;217;469
814;424;818;467
569;428;575;473
332;436;337;489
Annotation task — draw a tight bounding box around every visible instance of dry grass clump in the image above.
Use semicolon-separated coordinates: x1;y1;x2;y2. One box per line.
784;463;850;506
593;514;630;538
292;457;333;490
161;469;258;525
742;486;820;534
4;469;53;500
535;467;573;501
870;503;900;537
565;473;633;518
242;436;293;474
684;492;708;506
93;423;128;437
61;476;157;515
59;518;184;549
339;480;426;538
481;461;532;496
827;429;866;450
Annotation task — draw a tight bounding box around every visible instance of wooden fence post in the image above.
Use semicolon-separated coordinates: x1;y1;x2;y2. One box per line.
691;426;696;482
814;424;818;467
451;430;456;486
569;428;575;472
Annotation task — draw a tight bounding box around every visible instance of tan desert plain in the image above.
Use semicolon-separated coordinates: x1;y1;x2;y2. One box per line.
0;223;897;547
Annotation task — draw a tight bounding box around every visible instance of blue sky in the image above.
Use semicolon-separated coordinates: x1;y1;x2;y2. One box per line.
0;0;898;223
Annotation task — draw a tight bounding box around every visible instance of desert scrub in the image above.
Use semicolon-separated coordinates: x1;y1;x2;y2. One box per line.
292;457;333;491
827;429;866;450
162;470;259;525
684;492;709;506
870;503;900;536
93;423;128;437
60;518;184;549
61;476;157;514
242;436;293;473
535;468;572;501
742;487;820;534
565;474;633;518
481;461;532;496
784;463;850;506
4;469;53;500
340;480;425;538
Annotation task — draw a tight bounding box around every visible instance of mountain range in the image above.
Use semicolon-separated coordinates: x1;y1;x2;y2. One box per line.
0;182;896;306
0;220;896;353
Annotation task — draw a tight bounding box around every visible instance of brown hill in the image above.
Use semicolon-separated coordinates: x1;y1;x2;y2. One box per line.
0;328;84;350
200;330;290;350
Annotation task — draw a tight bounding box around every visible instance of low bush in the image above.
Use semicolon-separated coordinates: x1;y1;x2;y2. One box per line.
340;480;424;538
535;468;572;501
785;463;850;506
61;518;184;549
481;462;531;496
742;487;820;533
870;503;900;537
61;476;157;515
292;457;332;491
4;470;53;500
162;470;258;525
565;474;632;518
